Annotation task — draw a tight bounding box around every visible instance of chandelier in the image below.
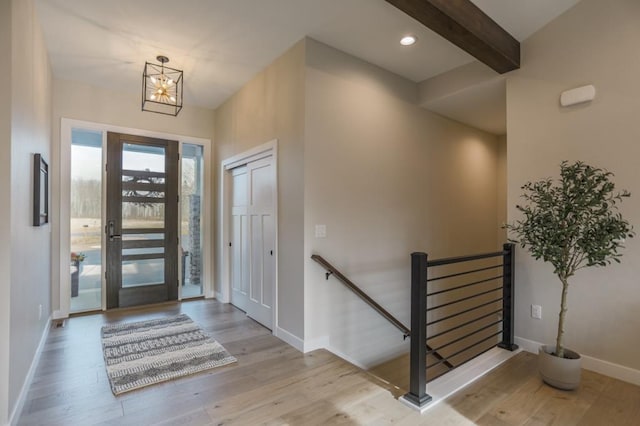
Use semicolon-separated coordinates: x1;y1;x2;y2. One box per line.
142;55;183;116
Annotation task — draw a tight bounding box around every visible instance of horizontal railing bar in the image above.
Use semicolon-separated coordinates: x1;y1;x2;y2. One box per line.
427;251;507;268
427;319;504;353
426;342;498;383
427;287;503;312
427;297;503;326
310;254;410;336
427;275;503;297
426;331;502;369
427;264;503;283
426;367;452;384
427;309;503;340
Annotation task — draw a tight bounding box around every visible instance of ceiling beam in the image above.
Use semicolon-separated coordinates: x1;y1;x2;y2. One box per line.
385;0;520;74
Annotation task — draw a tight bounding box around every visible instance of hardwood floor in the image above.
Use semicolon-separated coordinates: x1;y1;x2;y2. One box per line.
369;352;451;390
17;300;640;425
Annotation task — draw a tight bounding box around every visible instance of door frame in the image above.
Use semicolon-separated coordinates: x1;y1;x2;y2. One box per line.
219;140;278;331
56;118;212;318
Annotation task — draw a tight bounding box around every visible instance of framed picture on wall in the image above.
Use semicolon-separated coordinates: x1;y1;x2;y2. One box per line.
33;153;49;226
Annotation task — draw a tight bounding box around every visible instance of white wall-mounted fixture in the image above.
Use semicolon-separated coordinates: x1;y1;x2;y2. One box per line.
560;84;596;107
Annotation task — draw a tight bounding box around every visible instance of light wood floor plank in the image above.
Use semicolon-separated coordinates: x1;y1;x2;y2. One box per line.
15;299;640;425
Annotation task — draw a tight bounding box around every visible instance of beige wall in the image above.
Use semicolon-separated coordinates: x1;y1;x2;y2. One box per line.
50;79;216;313
304;40;501;365
3;0;53;421
507;0;640;369
0;1;12;422
496;134;507;246
214;40;306;338
53;79;216;139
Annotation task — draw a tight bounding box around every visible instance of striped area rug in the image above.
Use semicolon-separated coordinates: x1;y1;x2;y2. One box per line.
101;314;236;395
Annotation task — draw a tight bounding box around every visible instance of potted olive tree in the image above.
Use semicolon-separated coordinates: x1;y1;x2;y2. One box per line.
506;161;634;390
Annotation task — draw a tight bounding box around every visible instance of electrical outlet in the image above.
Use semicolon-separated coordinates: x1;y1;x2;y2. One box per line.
531;304;542;320
38;304;43;320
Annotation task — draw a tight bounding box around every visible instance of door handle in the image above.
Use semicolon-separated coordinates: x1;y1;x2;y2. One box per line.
108;220;121;242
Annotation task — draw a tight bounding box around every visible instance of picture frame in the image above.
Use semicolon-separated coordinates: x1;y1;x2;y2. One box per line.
33;153;49;226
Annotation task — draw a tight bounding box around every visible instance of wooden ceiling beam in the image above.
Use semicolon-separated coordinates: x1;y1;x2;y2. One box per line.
385;0;520;74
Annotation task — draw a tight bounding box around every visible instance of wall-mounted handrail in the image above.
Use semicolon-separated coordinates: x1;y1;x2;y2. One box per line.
311;254;410;337
311;254;454;374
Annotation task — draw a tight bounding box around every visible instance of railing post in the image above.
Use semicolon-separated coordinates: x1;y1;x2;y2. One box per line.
404;252;432;408
498;243;518;351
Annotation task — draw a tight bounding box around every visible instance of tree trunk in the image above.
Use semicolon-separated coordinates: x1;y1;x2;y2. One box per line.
555;278;569;358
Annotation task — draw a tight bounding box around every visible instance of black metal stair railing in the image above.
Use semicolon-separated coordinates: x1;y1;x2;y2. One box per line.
404;243;518;409
310;255;454;369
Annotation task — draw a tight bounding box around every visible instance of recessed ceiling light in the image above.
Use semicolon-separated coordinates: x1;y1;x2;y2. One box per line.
400;35;417;46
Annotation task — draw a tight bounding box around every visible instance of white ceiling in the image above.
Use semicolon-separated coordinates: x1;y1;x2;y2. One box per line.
36;0;580;113
423;78;507;135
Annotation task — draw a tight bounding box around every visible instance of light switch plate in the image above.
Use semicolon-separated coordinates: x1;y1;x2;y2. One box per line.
315;224;327;238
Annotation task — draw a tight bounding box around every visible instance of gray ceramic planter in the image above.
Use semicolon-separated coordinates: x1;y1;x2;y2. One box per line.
538;345;581;390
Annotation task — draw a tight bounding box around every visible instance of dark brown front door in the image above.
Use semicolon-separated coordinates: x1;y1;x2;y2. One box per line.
106;132;179;308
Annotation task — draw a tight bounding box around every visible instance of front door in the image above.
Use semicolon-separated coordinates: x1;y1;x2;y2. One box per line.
106;132;179;308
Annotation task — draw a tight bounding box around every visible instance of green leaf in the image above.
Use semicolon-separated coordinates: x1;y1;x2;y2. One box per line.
505;161;635;351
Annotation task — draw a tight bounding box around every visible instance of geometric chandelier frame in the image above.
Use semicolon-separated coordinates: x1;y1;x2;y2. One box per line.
142;55;183;116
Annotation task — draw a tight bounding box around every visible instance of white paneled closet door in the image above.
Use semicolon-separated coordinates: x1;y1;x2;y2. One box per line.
230;166;249;313
229;157;275;329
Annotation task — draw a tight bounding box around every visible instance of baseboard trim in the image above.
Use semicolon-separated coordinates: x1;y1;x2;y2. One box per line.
275;326;304;352
8;316;51;425
52;309;66;320
515;336;640;386
281;333;369;370
514;336;540;354
303;336;329;353
324;346;368;370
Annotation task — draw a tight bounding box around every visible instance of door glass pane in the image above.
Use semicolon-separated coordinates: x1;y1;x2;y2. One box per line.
181;144;204;298
70;128;103;312
122;258;165;287
122;233;164;241
120;143;167;289
122;247;164;256
122;143;165;172
122;202;165;229
122;145;166;221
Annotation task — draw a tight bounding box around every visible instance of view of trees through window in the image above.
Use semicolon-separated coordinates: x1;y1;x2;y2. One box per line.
70;130;103;312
